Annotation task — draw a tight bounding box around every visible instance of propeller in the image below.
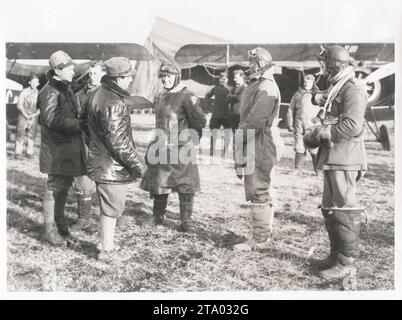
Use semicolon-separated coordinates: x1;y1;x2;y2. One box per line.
364;62;395;83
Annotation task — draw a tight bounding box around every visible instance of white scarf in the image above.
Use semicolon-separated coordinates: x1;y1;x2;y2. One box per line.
323;66;355;114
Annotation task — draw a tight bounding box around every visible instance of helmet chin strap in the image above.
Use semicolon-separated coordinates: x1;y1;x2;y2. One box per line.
248;63;273;80
164;83;174;91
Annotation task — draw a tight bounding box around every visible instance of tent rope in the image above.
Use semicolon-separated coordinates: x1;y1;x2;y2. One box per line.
201;64;221;78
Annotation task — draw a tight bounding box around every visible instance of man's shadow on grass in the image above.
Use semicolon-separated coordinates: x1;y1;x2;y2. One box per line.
124;199;247;247
363;163;394;183
7;168;100;230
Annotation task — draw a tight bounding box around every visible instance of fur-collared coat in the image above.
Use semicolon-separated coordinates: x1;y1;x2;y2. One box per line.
38;72;86;176
83;77;146;183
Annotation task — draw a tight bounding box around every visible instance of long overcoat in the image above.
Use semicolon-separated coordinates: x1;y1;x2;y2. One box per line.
38;73;86;176
236;69;283;203
142;85;206;194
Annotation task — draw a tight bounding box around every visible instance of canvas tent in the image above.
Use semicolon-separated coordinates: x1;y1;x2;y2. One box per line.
5;43;153;125
131;17;229;102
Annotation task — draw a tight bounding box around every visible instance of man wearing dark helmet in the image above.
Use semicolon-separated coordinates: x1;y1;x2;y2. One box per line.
304;45;368;280
141;63;207;232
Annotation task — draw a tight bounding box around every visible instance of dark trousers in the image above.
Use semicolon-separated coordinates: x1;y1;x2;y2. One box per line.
231;113;241;133
209;116;232;130
209;116;232;156
153;193;194;219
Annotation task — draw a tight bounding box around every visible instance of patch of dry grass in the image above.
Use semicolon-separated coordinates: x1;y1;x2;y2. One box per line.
6;116;394;292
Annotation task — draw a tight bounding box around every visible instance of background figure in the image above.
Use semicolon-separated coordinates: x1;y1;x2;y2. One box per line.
141;63;206;232
304;45;368;280
227;69;247;152
15;74;40;160
234;47;283;252
286;74;321;171
38;51;86;246
83;57;146;262
205;72;231;157
71;61;105;231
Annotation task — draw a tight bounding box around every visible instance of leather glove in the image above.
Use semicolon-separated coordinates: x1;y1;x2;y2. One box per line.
317;125;333;148
303;127;322;149
304;125;333;149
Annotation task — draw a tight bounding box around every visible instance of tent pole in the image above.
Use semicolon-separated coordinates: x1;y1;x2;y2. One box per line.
226;44;229;75
298;71;301;87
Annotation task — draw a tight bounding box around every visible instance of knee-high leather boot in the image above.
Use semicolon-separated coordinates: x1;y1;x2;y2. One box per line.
319;209;362;280
153;194;168;225
71;193;92;231
54;190;70;237
312;209;338;269
42;191;66;246
178;193;194;232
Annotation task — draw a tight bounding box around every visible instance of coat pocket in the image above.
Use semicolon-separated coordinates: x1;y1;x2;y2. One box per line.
327;141;363;166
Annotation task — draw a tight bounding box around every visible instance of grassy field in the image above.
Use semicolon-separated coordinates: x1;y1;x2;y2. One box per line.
6;114;394;292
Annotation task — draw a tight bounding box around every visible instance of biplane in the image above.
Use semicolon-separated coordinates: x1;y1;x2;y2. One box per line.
174;43;395;150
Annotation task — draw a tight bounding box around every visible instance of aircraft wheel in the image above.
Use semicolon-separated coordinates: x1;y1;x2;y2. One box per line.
379;124;391;151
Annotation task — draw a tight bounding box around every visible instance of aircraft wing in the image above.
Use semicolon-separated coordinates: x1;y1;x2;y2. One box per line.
6;43;154;77
6;78;23;91
174;43;394;70
6;43;153;61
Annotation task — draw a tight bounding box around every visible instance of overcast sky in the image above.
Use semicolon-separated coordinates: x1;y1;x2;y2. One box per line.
0;0;401;43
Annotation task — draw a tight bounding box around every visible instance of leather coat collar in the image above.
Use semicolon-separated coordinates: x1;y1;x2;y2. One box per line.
101;76;131;98
47;71;71;92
